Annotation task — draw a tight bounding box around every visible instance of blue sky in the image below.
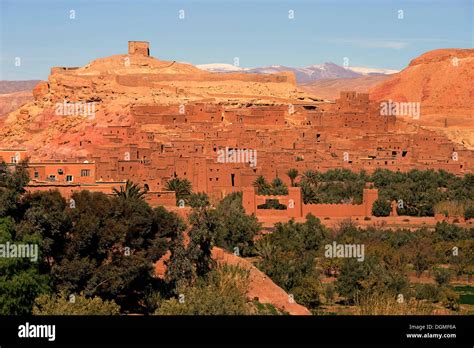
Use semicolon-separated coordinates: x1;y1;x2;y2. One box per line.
0;0;472;80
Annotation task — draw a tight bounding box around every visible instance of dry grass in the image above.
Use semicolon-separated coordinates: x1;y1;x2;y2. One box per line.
434;201;470;217
355;292;435;315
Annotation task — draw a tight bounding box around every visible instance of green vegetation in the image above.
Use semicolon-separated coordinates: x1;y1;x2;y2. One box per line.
33;293;121;315
253;176;288;195
213;192;261;256
254;214;473;314
255;215;329;311
156;265;254;315
264;168;474;217
1;162;472;316
165;177;192;205
286;168;299;187
113;180;147;200
372;199;391;217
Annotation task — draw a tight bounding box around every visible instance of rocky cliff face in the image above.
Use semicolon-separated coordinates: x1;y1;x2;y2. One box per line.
0;91;34;118
370;49;473;116
369;49;474;149
0;51;307;160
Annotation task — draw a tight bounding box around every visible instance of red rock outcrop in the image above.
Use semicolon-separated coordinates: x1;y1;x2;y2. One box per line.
370;49;473;115
369;48;474;148
0;91;33;117
32;81;49;101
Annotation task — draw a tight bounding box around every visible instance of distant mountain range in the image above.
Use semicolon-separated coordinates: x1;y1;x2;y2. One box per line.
0;80;40;94
196;62;399;84
0;80;39;117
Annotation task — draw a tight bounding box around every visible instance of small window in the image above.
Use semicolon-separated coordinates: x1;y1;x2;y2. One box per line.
81;169;91;177
10;156;18;164
34;171;39;178
66;175;73;182
48;175;56;181
58;169;64;175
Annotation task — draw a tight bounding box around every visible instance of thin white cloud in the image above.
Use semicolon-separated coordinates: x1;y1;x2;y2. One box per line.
315;37;470;50
319;38;408;49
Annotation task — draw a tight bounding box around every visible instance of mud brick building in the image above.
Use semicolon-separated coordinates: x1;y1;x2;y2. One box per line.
2;42;472;209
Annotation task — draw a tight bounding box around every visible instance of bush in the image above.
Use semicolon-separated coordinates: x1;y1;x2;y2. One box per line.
464;207;474;220
414;284;443;302
291;276;322;309
324;283;336;304
443;289;460;311
434;268;452;286
155;265;253;315
372;199;391;217
33;293;120;315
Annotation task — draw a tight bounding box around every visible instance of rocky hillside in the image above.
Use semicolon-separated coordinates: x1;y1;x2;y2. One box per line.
370;49;473;116
0;80;40;94
0;80;39;118
300;75;390;100
369;49;474;149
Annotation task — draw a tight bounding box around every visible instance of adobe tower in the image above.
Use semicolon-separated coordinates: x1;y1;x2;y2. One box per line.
128;41;150;57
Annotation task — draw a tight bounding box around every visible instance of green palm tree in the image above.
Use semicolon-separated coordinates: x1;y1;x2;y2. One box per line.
302;170;320;187
253;175;271;195
254;238;275;260
301;181;318;204
286;168;299;187
113;180;147;200
165;177;192;204
271;177;288;195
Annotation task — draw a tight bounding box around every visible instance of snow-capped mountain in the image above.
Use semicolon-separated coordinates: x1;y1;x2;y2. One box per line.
347;66;400;75
195;63;244;72
196;62;399;84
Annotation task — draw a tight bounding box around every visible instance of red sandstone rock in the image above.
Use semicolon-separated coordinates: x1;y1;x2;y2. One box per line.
370;49;473;116
32;81;49;101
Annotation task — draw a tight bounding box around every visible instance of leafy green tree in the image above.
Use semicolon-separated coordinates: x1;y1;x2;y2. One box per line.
214;192;261;256
372;199;391;217
50;191;180;313
0;217;50;315
188;192;210;209
15;190;72;271
464;206;474;220
291;276;322;310
434;268;452;286
33;292;120;315
156;265;252;315
336;253;409;304
187;208;219;277
256;215;328;292
0;159;30;217
412;243;435;278
165;231;195;293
